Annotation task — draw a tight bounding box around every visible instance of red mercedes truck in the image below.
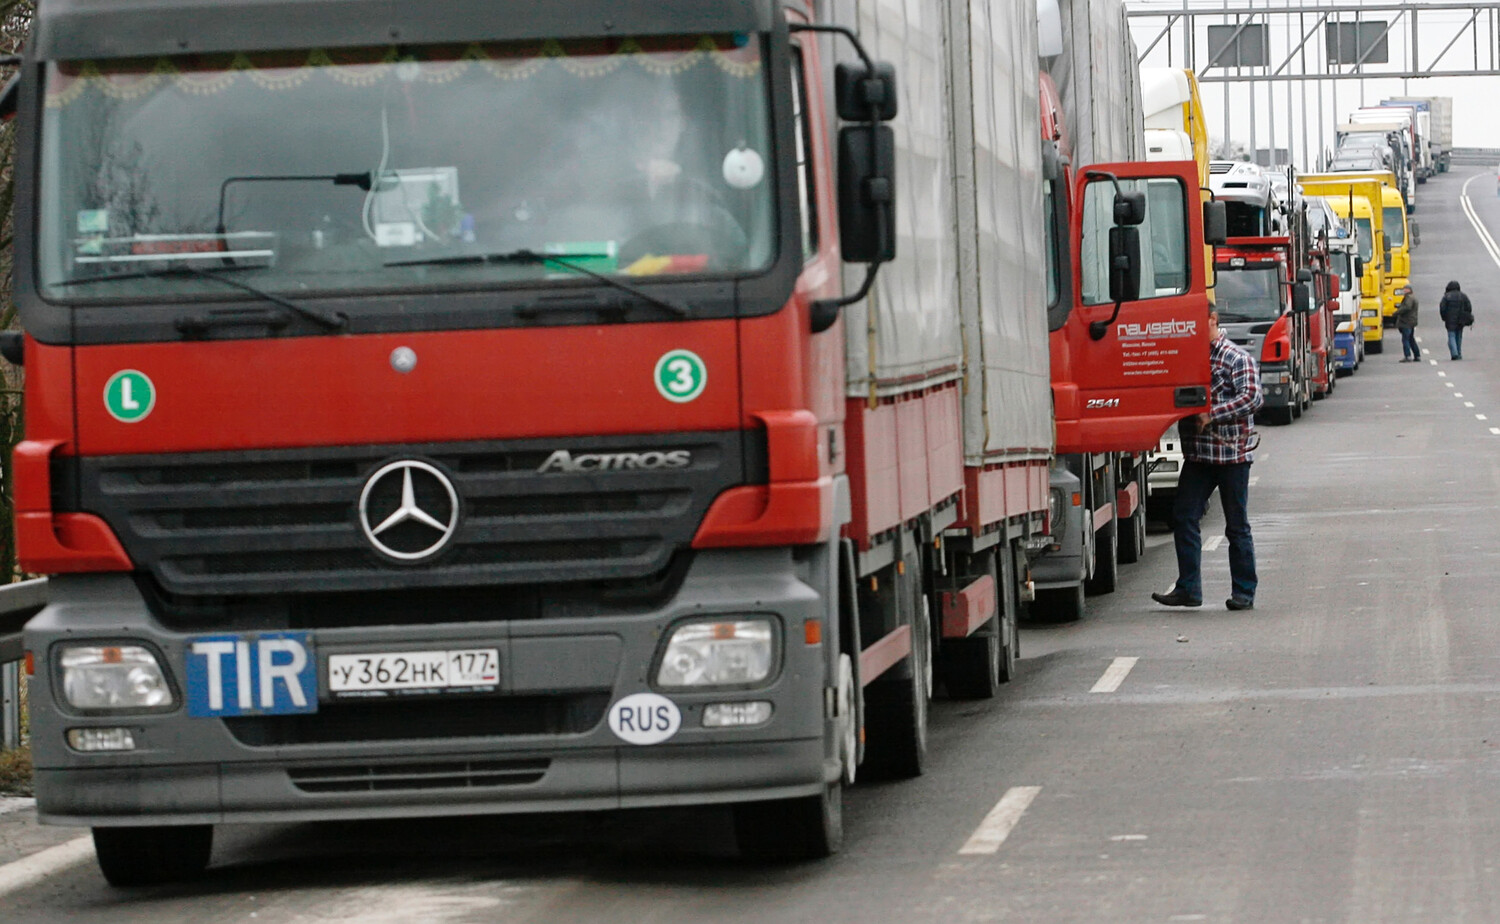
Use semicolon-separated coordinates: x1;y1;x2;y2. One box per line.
9;0;1216;883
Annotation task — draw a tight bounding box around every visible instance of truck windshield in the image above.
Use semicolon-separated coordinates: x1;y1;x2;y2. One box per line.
1330;251;1354;289
37;38;775;303
1383;207;1405;247
1213;265;1282;322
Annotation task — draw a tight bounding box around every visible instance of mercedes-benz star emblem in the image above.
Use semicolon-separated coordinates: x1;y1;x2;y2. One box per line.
358;460;460;562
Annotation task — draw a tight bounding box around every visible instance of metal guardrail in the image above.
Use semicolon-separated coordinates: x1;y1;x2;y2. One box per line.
1450;148;1500;167
0;578;49;751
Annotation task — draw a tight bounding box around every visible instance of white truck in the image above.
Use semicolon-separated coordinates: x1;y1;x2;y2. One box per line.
1383;97;1454;175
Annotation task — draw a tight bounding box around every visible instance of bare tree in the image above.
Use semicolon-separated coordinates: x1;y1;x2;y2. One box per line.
0;2;34;581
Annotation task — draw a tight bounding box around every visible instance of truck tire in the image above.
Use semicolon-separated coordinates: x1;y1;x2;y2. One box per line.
997;542;1021;683
940;554;1001;700
1030;583;1085;622
862;551;930;780
1367;337;1383;355
1264;405;1294;426
1085;516;1118;596
735;781;843;862
1117;501;1146;565
92;825;213;887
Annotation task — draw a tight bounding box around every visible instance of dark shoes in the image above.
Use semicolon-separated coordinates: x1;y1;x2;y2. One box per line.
1226;596;1255;611
1152;589;1202;607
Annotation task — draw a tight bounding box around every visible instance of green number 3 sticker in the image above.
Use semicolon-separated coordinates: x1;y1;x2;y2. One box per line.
654;349;707;403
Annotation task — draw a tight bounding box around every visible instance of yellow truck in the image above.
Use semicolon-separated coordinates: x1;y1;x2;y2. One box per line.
1299;174;1387;353
1379;183;1412;320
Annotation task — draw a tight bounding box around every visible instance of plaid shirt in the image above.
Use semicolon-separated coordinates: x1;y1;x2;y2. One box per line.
1181;334;1264;465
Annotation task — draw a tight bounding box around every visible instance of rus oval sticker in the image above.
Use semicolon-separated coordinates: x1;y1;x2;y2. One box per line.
607;692;681;745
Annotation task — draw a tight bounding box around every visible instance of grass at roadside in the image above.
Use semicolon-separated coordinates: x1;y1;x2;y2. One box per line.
0;673;30;796
0;744;31;796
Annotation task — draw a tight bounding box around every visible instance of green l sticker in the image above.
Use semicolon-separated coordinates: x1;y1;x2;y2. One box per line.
654;350;707;403
104;370;156;423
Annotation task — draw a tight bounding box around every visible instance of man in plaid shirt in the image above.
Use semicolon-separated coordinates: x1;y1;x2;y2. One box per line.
1152;309;1264;610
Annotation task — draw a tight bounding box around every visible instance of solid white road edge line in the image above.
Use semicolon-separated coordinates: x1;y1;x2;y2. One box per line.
1091;657;1140;694
959;786;1043;855
1460;175;1500;269
0;835;94;899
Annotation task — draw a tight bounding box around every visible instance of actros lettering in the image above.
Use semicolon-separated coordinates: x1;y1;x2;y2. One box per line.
538;449;692;473
1117;320;1198;340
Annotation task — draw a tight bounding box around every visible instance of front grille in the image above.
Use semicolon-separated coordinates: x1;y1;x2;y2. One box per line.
288;759;550;793
223;693;610;746
69;431;762;595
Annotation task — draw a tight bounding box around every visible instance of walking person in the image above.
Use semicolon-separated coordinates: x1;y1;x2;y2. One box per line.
1152;309;1264;611
1439;280;1474;360
1395;285;1420;362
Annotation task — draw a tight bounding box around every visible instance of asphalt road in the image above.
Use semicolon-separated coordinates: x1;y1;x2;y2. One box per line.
4;167;1500;923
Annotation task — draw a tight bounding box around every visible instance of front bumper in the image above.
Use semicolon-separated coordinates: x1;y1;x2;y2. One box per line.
1259;363;1294;408
27;551;836;826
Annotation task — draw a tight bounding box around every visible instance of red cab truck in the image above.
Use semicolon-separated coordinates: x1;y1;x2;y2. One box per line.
10;0;1216;883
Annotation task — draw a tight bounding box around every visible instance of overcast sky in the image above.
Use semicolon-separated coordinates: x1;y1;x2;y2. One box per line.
1126;1;1500;166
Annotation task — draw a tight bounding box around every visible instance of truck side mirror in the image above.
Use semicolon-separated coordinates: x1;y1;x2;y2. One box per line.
1203;201;1228;246
1327;272;1340;298
1113;191;1147;226
1410;220;1421;247
835;62;898;122
1296;268;1313;283
837;125;897;264
1292;282;1312;313
1354;256;1365;278
1107;226;1141;304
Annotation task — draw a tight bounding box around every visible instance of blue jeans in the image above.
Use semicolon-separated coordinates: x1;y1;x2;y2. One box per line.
1171;460;1257;602
1448;328;1464;359
1399;327;1419;359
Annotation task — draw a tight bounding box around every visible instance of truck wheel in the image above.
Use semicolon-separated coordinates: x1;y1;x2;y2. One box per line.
1367;337;1383;355
1265;405;1294;426
1117;502;1146;565
940;555;1001;700
862;554;930;780
1030;583;1085;622
735;782;843;862
997;543;1021;683
1085;517;1118;596
92;825;213;887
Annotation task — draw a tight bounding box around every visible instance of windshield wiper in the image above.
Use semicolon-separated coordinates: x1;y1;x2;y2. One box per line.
386;248;690;318
58;264;347;332
1215;311;1255;323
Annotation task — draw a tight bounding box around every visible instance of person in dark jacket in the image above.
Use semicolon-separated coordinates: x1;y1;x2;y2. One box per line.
1395;286;1420;361
1439;280;1474;360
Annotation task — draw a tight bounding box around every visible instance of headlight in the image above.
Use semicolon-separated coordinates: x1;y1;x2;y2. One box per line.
60;645;174;711
1049;488;1069;538
656;619;776;689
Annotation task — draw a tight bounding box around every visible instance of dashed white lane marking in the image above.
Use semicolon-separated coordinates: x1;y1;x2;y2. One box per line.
1249;476;1260;487
1446;382;1456;389
1465;402;1475;408
960;786;1043;855
1430;360;1439;366
1438;371;1447;378
1091;657;1139;693
0;835;94;899
1490;428;1500;436
1202;535;1225;552
1111;834;1149;841
1456;393;1465;398
1479;415;1489;421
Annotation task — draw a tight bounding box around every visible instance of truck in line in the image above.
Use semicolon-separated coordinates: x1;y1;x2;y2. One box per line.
1383;97;1454;175
7;0;1218;883
1299;174;1389;355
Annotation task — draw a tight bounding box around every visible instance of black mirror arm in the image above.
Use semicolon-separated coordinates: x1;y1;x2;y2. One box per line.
811;263;879;334
1089;299;1125;341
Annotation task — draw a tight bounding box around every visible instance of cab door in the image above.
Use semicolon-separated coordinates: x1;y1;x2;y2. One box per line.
1054;160;1213;455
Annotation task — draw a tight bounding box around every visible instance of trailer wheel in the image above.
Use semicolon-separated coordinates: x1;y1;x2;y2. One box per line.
940;553;1001;700
1030;583;1085;622
735;781;843;862
862;551;930;780
997;542;1021;682
92;825;213;887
